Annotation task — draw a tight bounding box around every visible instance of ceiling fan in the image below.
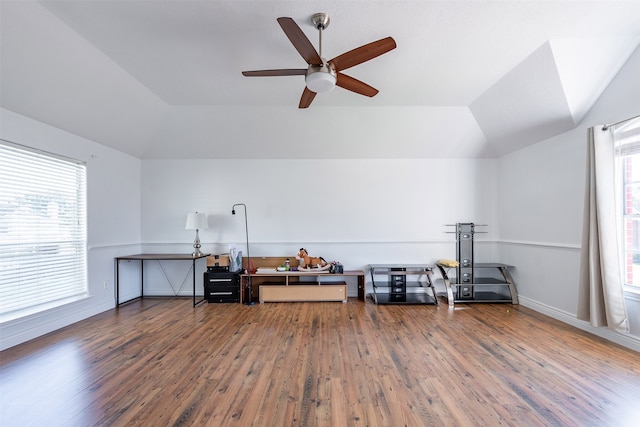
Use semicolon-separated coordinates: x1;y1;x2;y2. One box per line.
242;13;396;109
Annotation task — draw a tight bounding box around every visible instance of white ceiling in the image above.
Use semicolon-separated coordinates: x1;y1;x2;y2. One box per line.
1;0;639;159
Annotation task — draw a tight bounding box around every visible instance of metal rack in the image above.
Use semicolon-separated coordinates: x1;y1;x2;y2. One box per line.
369;264;438;305
437;223;518;306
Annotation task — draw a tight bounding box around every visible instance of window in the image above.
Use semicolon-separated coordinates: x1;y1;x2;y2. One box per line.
616;118;640;289
0;140;87;318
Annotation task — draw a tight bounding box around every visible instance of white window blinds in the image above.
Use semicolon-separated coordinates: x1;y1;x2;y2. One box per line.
0;140;87;316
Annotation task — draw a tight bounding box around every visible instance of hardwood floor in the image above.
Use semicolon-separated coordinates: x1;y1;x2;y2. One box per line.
1;298;639;426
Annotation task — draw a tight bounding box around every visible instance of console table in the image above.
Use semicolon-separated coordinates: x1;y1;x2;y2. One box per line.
115;253;210;307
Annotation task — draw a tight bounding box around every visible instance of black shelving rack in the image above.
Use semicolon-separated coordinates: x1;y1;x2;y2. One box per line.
369;264;438;305
437;223;518;306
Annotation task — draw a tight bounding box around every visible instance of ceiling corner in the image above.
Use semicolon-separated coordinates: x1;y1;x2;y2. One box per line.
549;36;640;124
470;42;575;156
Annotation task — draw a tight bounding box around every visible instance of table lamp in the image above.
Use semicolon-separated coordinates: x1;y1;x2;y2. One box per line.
185;212;208;257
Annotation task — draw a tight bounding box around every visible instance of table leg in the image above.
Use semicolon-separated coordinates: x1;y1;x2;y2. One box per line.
193;258;207;307
115;259;120;307
193;259;196;307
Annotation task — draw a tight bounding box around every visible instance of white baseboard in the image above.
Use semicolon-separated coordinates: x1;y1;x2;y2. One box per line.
518;296;640;353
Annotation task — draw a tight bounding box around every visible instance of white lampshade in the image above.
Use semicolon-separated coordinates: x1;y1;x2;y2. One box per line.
185;212;208;230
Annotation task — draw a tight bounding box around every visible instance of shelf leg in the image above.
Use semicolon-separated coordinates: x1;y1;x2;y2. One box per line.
498;266;519;304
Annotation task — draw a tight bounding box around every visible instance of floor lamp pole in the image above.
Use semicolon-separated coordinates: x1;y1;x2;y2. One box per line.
232;203;256;306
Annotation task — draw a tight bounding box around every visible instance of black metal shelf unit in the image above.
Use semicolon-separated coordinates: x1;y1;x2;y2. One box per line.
437;223;518;306
369;264;438;305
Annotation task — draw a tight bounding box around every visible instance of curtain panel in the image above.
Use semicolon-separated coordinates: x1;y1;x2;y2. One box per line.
578;126;629;333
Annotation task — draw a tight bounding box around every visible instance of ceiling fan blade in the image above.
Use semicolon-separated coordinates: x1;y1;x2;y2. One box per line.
299;87;317;109
242;69;307;77
277;17;322;65
329;37;396;72
336;73;379;97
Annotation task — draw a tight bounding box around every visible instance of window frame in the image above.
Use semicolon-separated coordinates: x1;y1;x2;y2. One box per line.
615;119;640;294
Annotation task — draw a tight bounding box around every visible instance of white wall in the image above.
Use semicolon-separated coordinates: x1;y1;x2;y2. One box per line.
0;108;142;350
497;46;640;351
138;158;499;297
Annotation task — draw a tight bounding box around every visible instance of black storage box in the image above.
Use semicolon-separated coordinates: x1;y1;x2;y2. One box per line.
204;271;240;303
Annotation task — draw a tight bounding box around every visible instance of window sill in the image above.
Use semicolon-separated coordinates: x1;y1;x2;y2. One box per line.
623;286;640;301
0;293;90;324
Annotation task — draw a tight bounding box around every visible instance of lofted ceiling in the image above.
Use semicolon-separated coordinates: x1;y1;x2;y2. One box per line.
1;0;639;159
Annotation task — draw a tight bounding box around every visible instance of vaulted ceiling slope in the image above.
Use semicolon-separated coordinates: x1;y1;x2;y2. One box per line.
1;1;639;159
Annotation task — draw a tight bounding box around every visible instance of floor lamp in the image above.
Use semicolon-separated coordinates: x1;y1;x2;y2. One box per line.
232;203;256;306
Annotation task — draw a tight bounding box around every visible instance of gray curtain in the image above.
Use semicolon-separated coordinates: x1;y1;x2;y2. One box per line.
578;126;629;333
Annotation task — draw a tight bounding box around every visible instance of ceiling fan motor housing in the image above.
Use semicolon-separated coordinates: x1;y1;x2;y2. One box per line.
311;13;330;29
305;63;337;93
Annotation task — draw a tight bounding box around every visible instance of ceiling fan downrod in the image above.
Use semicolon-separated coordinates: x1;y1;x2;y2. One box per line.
311;13;330;63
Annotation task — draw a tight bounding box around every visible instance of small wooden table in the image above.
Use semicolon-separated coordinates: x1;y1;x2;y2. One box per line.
115;253;210;307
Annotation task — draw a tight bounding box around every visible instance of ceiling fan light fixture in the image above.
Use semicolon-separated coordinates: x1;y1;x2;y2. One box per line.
305;64;336;93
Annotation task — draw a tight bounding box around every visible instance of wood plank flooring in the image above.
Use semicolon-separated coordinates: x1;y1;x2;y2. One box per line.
1;298;639;426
